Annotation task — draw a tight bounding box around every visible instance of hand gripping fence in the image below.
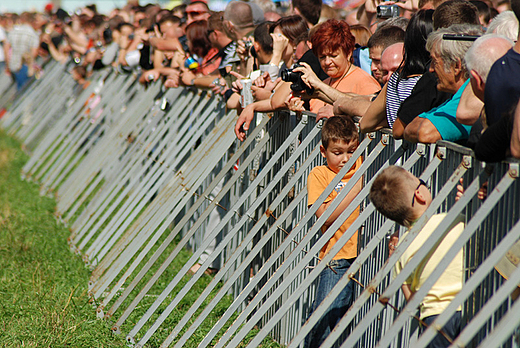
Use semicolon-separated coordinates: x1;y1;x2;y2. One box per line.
2;64;520;348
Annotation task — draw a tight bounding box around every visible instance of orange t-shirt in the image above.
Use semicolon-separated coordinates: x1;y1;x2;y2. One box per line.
310;66;381;113
307;156;363;260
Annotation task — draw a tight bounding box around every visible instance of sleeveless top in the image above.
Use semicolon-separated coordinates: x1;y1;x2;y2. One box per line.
386;72;422;128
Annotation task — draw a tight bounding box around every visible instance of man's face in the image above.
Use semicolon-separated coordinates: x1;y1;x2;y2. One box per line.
369;46;384;85
120;25;134;38
429;47;458;93
186;3;210;25
294;41;308;62
381;47;403;84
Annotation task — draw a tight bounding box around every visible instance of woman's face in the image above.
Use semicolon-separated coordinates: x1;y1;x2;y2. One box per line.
319;49;350;79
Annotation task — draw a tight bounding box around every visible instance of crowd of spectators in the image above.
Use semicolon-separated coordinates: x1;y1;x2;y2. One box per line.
2;0;520;346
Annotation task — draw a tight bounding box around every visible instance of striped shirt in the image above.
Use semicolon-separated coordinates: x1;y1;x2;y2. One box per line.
385;72;422;128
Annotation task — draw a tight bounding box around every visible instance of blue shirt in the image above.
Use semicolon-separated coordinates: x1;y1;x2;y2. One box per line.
418;80;472;142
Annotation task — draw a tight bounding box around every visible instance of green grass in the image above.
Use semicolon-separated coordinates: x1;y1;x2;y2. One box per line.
0;130;126;347
0;129;284;347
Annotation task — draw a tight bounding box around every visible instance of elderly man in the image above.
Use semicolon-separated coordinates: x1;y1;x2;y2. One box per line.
486;0;520;131
403;24;483;143
457;35;513;161
456;35;514;126
381;42;404;84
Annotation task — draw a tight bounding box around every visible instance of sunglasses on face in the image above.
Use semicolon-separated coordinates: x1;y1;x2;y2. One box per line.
411;178;428;207
187;11;206;17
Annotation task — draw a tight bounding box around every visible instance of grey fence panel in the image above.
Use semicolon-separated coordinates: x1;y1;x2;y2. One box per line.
65;85;186;234
41;74;147;196
1;60;62;133
213;133;393;348
103;115;237;336
122;113;315;345
4;63;520;348
94;112;269;319
72;88;203;260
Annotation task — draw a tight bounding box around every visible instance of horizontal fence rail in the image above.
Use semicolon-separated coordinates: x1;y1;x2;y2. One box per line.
1;63;519;348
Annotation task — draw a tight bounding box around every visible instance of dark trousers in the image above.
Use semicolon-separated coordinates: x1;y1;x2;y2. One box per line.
421;311;461;348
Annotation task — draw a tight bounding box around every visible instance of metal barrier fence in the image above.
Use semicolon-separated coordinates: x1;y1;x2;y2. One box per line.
1;63;519;348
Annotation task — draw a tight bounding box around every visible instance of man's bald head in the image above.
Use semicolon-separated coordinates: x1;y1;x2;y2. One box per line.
223;1;255;41
224;1;254;28
465;34;513;100
381;43;404;83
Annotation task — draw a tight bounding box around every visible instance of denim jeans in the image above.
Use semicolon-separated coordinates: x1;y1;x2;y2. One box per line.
421;311;461;348
12;64;30;91
304;258;356;348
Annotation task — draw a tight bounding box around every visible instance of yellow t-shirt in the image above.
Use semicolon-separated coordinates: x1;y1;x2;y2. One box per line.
394;213;464;319
307;157;363;260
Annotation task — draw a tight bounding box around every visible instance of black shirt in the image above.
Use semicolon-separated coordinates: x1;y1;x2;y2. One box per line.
397;71;452;125
485;48;520;126
298;49;328;81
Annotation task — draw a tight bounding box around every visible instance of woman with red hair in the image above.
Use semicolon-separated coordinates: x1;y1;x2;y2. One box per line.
288;19;380;116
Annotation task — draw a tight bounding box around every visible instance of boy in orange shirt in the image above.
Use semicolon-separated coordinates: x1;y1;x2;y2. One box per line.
305;116;363;347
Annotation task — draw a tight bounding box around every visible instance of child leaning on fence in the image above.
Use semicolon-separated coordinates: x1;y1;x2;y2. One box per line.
305;116;363;347
369;166;464;348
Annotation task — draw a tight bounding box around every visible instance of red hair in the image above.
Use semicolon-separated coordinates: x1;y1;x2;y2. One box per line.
310;19;355;59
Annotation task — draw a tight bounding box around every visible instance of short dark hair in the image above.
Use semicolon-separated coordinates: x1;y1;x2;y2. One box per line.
292;0;322;25
208;11;225;32
271;15;309;44
369;166;416;226
321;116;359;149
433;0;480;30
189;1;210;12
254;21;274;54
116;22;134;32
367;26;405;50
158;14;181;27
470;0;490;22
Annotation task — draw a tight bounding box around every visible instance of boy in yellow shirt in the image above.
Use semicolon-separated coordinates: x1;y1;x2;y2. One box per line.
370;166;464;348
305;116;363;347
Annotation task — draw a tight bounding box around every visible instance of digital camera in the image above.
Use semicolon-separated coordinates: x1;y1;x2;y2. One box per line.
280;63;314;95
376;4;400;18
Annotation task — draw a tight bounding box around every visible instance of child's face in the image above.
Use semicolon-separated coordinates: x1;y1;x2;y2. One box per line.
320;139;359;174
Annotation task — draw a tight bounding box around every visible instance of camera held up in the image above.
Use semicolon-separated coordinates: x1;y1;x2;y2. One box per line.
280;63;314;95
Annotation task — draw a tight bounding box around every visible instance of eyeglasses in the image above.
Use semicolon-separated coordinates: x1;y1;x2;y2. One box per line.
411;178;428;207
186;11;207;17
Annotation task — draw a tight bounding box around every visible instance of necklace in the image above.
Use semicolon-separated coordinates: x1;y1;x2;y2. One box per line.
328;62;355;87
